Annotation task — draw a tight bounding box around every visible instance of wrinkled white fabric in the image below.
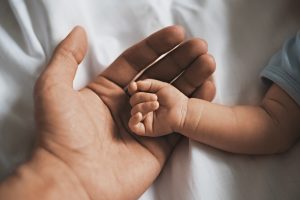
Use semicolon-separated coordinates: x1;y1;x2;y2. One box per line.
0;0;299;199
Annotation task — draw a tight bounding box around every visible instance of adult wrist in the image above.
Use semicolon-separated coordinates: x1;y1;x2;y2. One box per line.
0;147;90;200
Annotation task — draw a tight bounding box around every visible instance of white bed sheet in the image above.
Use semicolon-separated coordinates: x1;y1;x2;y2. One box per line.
0;0;299;199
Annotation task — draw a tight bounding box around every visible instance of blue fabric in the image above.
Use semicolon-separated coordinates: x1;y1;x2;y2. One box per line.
261;31;300;105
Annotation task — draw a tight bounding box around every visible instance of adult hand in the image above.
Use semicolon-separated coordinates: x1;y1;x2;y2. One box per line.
0;26;215;200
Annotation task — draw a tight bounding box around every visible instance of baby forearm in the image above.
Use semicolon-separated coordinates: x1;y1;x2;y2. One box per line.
177;98;290;154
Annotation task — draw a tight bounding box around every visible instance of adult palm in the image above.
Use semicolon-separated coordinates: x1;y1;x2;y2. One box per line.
34;26;215;200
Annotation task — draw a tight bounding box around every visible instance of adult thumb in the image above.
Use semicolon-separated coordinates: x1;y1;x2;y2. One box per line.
40;26;88;87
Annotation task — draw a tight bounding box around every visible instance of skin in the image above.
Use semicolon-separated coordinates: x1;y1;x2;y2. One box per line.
0;26;216;200
128;79;300;155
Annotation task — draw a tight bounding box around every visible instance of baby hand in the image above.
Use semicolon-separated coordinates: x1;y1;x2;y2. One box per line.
128;79;188;137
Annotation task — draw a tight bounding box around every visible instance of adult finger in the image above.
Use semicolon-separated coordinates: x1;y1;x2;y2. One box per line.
172;54;216;97
192;79;216;101
100;25;185;88
38;26;88;87
138;38;208;82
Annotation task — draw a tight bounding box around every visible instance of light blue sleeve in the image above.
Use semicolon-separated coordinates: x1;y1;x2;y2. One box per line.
260;31;300;105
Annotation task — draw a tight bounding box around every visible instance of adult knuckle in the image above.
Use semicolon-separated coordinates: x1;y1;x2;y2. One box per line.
54;46;76;65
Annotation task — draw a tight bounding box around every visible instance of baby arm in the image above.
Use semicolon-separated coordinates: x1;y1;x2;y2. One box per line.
128;79;300;154
179;83;300;154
